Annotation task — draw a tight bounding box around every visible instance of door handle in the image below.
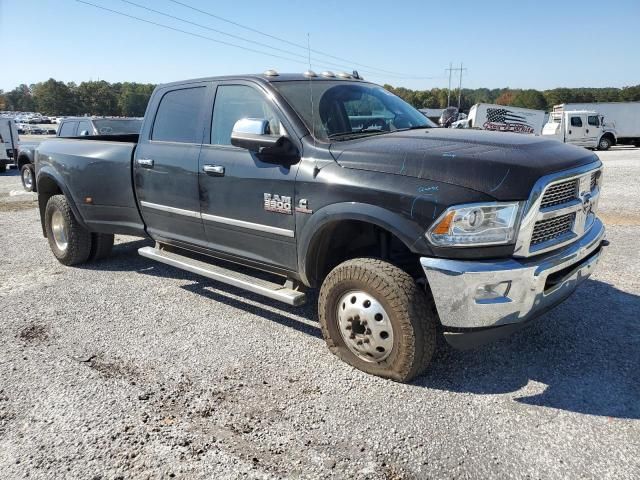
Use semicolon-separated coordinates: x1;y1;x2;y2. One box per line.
586;129;589;133
568;130;572;135
137;158;154;168
203;165;225;176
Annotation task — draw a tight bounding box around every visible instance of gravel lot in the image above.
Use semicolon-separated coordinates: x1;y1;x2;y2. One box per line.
0;147;638;479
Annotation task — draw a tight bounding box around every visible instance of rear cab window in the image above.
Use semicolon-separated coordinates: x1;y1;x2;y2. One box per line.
152;87;207;143
77;121;93;136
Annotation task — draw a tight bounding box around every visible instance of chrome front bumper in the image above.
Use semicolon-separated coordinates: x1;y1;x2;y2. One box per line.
421;218;607;330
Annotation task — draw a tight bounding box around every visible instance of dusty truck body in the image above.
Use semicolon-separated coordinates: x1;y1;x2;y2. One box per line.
34;72;607;382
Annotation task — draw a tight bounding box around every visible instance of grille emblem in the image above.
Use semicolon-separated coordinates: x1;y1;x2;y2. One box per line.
581;192;593;215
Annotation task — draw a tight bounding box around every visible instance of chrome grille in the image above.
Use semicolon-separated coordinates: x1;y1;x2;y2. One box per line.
531;213;575;246
540;179;578;209
514;163;603;258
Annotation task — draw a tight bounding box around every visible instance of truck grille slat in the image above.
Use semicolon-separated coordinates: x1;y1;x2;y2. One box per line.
531;213;575;246
539;179;578;208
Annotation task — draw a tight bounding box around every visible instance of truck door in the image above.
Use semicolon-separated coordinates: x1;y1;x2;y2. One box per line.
134;83;210;248
197;81;300;271
585;114;601;147
566;114;587;146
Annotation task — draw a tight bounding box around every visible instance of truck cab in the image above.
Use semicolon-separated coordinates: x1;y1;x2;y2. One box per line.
542;109;616;150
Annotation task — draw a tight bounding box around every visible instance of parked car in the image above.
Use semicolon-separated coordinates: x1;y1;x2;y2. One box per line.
34;72;607;382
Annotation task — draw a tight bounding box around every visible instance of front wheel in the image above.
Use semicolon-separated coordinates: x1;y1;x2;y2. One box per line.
45;195;93;265
598;136;612;151
318;258;436;382
21;164;35;192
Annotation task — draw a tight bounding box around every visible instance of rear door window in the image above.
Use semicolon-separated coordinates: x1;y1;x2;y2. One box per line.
570;116;583;127
58;121;78;137
152;87;207;143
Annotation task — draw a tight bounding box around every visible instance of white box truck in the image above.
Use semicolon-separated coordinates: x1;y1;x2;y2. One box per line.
452;103;547;135
0;117;20;173
550;102;640;147
542;109;616;150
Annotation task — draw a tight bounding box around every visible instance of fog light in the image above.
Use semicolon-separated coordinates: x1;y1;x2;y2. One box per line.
475;281;511;303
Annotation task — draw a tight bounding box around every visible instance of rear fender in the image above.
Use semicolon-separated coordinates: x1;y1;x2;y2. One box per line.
36;165;87;236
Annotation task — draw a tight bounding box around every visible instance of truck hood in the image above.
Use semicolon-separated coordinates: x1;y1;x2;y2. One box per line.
329;129;598;200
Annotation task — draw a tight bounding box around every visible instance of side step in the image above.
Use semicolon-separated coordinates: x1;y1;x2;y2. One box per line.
138;246;306;306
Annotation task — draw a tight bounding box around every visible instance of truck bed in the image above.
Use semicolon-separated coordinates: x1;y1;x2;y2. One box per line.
36;137;145;236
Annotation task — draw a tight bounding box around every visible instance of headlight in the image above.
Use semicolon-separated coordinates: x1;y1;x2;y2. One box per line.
427;202;521;247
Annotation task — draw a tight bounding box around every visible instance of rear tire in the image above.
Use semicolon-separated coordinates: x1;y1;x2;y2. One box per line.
318;258;436;382
90;233;114;261
21;164;35;192
45;194;92;265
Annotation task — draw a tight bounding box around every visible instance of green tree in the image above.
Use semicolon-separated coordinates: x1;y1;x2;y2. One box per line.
76;81;118;115
512;89;548;110
32;78;76;115
4;84;35;111
117;82;155;116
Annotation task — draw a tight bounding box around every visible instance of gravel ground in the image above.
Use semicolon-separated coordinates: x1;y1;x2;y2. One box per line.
0;147;638;479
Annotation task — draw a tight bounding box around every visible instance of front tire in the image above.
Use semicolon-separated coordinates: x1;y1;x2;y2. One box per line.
598;136;612;151
21;164;35;192
318;258;436;382
45;195;92;265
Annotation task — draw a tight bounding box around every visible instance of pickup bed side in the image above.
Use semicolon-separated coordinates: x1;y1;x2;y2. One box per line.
36;135;145;237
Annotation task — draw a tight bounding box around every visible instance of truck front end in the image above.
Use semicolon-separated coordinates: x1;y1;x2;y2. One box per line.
422;162;607;347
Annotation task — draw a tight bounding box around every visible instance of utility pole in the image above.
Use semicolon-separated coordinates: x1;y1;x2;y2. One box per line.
445;63;467;109
446;62;453;107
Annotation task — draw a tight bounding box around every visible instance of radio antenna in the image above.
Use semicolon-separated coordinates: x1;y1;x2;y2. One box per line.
307;32;320;177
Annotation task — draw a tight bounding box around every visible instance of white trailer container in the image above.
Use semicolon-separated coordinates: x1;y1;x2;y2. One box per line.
553;102;640;146
0;117;20;173
455;104;547;135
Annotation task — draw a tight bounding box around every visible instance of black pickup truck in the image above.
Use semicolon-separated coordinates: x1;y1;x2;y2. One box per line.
34;72;607;382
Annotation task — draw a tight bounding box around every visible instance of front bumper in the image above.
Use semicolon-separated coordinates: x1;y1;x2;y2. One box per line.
421;218;607;338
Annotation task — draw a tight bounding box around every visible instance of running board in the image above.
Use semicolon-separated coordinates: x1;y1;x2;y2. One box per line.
138;246;306;306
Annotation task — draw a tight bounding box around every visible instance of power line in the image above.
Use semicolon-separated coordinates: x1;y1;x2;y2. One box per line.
167;0;439;80
75;1;332;69
116;0;396;78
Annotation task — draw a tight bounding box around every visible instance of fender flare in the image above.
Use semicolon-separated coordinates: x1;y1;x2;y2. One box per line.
36;166;88;236
17;148;34;167
297;202;429;286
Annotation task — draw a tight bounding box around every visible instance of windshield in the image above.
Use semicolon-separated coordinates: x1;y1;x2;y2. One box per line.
92;119;142;135
272;81;434;141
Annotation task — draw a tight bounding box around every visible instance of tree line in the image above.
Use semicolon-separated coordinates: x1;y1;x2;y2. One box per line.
383;84;640;112
1;78;639;117
0;78;156;117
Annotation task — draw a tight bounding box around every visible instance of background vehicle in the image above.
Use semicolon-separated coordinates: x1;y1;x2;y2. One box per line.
0;117;20;173
57;117;143;137
551;102;640;147
34;72;607;382
542;109;616;150
419;108;445;124
453;103;547;135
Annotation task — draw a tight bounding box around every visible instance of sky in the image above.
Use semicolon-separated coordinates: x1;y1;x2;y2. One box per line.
1;0;639;92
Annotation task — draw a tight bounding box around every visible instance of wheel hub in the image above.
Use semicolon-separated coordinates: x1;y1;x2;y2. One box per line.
22;168;33;189
51;210;68;251
337;290;394;362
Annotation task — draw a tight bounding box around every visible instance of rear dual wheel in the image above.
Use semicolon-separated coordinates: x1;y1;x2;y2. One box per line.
319;258;437;382
44;195;113;265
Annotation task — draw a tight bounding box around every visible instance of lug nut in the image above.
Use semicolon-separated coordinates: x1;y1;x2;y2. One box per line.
357;340;363;345
349;333;356;339
345;325;352;330
365;328;372;335
363;339;370;344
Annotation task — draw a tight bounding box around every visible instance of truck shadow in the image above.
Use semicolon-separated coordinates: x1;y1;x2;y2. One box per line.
91;238;639;419
419;279;640;419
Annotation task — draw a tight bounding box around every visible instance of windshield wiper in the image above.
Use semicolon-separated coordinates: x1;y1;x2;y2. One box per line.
328;130;387;140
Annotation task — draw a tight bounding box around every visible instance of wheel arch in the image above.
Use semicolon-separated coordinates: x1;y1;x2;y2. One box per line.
37;167;86;237
298;202;427;287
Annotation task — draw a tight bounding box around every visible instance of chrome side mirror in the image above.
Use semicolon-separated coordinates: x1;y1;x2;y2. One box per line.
230;118;281;152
